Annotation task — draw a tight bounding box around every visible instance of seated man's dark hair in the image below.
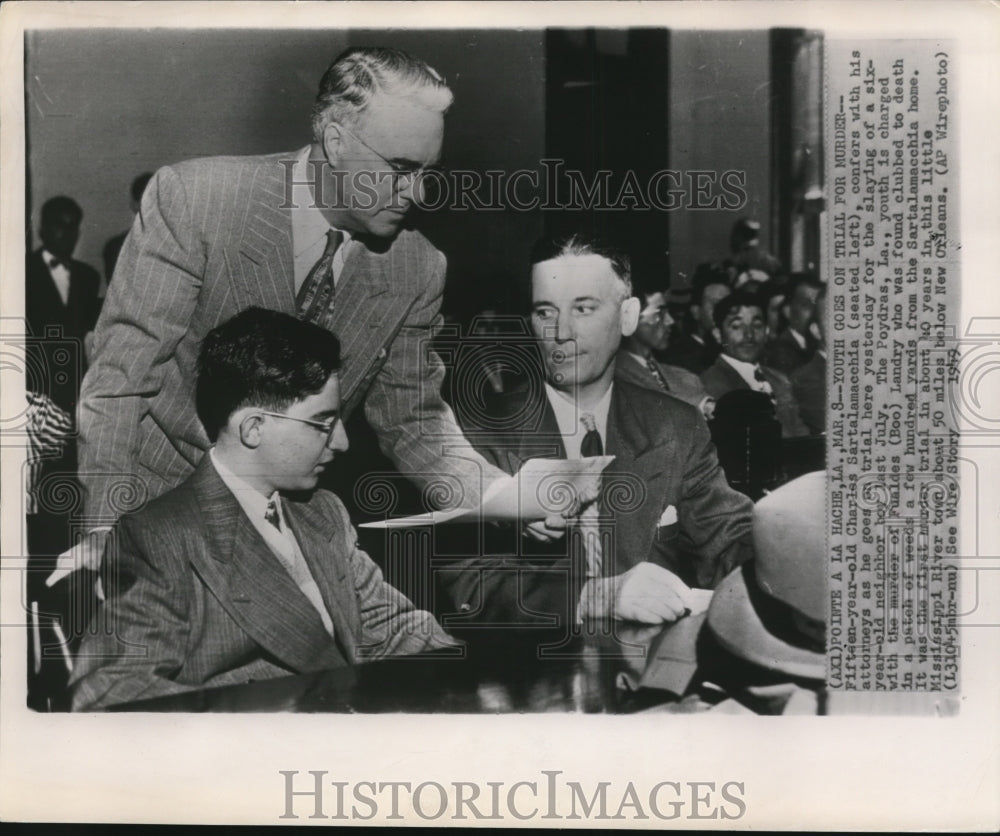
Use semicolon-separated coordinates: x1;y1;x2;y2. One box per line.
196;307;341;441
712;290;766;333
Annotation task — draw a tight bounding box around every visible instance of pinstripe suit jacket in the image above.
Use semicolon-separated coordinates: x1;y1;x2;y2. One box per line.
78;151;496;523
70;455;453;710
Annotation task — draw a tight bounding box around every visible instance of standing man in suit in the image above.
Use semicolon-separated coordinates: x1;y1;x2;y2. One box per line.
59;47;505;583
70;308;455;711
790;283;827;434
446;234;753;626
700;291;809;438
615;284;714;420
26;196;101;414
762;272;823;374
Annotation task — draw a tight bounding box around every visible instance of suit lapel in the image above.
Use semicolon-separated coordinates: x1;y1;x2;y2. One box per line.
231;159;296;314
331;239;400;408
604;385;674;573
283;496;359;663
189;459;345;672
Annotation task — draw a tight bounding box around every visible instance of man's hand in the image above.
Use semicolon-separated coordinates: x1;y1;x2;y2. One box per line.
522;472;602;542
46;528;110;599
523;513;570;542
580;562;694;623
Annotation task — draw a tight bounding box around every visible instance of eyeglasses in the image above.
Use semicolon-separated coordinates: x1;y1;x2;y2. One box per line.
258;411;341;447
337;122;443;182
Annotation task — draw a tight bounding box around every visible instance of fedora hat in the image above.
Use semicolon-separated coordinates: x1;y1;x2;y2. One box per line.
707;470;826;679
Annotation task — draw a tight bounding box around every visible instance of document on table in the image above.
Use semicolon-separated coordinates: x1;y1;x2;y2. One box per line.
359;455;615;529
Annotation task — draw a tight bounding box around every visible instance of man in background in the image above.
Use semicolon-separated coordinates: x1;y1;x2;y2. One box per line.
762;272;822;374
25;196;101;414
615;282;714;420
700;291;808;438
790;283;827;435
664;263;731;375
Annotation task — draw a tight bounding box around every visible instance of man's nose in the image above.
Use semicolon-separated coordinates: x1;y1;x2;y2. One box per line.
395;170;420;204
553;316;575;343
328;420;350;453
663;310;675;327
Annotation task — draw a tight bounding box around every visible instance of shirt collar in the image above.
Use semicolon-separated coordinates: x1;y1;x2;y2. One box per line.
544;381;614;449
42;249;65;270
290;145;351;258
788;327;807;350
209;447;278;525
720;353;763;388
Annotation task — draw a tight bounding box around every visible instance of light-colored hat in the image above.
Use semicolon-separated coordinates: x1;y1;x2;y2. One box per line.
707;470;826;679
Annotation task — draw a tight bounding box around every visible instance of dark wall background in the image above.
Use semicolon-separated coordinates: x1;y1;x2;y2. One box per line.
669;30;773;286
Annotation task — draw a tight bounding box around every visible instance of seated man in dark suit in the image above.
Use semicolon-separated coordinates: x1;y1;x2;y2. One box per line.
761;272;822;374
71;308;454;710
664;263;731;374
615;281;714;420
445;234;753;627
700;291;809;438
790;283;827;434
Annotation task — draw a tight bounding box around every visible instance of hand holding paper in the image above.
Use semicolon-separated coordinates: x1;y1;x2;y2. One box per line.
360;456;615;529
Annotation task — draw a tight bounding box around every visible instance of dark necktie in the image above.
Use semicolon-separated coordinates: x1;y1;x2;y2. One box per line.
580;413;603;457
296;229;343;330
578;413;604;576
645;357;670;392
264;495;282;531
754;367;775;398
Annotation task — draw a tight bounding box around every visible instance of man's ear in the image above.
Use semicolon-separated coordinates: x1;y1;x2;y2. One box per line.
712;326;722;346
237;412;265;449
322;122;346;167
620;296;640;337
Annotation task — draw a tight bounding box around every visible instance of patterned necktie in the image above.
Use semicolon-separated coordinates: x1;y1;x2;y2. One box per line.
645;357;670;392
264;495;282;531
580;413;603;457
577;413;604;577
296;229;343;330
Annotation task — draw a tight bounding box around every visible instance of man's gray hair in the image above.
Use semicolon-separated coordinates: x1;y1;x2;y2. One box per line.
311;46;453;141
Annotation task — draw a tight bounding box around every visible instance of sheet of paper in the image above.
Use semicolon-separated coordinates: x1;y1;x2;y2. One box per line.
359;455;615;528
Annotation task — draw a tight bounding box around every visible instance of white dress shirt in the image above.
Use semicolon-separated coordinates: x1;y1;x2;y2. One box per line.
42;249;71;306
543;382;613;459
719;353;772;393
290;146;352;292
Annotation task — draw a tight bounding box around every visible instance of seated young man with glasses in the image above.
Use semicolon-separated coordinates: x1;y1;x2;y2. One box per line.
71;308;455;711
